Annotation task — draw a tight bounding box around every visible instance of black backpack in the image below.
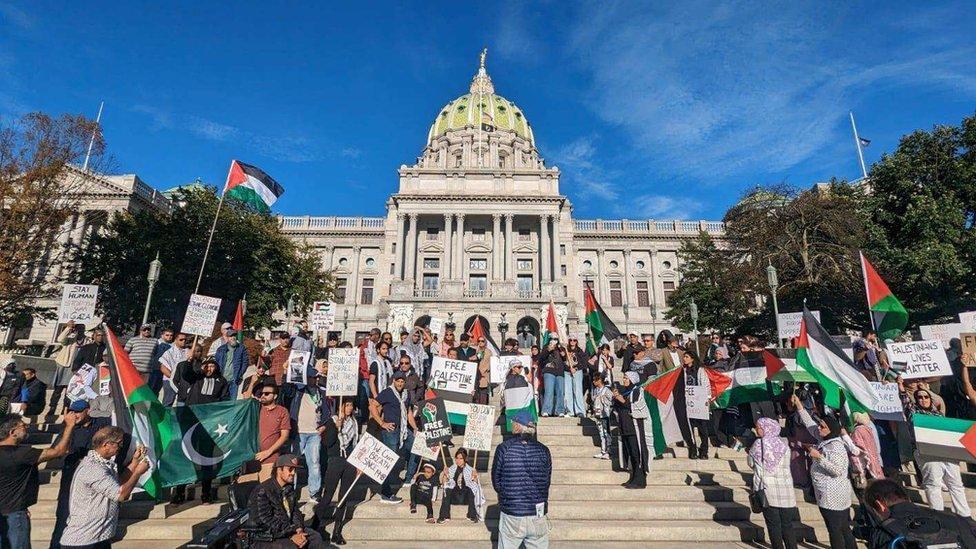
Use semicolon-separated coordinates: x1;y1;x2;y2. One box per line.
876;513;966;548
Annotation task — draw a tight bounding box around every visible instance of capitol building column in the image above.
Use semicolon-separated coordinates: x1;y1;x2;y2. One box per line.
394;213;405;280
551;213;561;283
443;214;453;279
455;214;466;283
504;214;514;281
540;215;551;288
406;213;418;282
492;213;502;281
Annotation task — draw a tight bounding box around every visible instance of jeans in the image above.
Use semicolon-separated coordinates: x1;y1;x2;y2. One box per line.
226;380;239;401
161;379;178;407
596;416;611;455
541;373;565;416
563;370;585;416
497;512;549;549
761;506;798;549
0;509;30;549
298;432;322;497
401;429;419;485
379;429;401;498
919;458;972;516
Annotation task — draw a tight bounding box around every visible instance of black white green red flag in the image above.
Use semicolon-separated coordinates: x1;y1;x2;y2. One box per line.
859;252;908;341
642;369;684;456
584;283;622;354
223;160;284;214
796;307;878;413
542;300;560;347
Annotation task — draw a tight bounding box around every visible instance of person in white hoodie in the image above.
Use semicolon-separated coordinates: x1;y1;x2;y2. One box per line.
590;374;613;460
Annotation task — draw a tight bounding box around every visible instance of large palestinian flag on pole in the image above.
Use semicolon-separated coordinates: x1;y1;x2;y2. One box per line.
859;251;908;341
542;300;560;347
913;414;976;465
584;283;622;354
642;369;684;457
104;325;173;499
223;160;284;214
796;307;878;413
467;314;500;356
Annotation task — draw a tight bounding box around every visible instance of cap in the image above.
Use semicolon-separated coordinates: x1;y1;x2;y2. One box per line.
421;463;437;472
68;400;90;412
202;356;219;367
140;324;153;330
221;322;233;331
392;370;407;381
226;328;238;337
274;454;304;469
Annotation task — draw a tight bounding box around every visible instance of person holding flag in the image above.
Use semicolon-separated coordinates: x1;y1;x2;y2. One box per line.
612;371;649;489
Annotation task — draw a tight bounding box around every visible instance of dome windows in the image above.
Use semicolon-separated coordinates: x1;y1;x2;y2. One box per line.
365;258;375;268
582;260;593;270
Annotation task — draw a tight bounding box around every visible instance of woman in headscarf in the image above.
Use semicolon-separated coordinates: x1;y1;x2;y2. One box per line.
611;371;648;489
747;417;798;549
849;412;884;484
791;394;856;549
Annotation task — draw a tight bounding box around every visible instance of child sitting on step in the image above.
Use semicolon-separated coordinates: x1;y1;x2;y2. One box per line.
410;463;438;523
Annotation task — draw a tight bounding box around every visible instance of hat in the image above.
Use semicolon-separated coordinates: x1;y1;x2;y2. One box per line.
508;359;524;369
392;370;407;381
274;454;305;469
68;400;90;412
226;328;238;337
221;322;233;331
421;463;436;472
202;356;219;367
140;324;153;330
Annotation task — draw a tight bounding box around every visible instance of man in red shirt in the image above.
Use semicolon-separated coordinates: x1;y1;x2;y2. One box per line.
265;333;292;385
254;382;290;482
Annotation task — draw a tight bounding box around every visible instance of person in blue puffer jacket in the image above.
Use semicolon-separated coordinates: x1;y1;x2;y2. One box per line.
491;421;552;548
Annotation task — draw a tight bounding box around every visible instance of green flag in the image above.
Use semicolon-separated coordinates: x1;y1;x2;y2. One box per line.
157;400;259;488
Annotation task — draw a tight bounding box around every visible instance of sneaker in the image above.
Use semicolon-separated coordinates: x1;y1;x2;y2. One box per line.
410;504;417;514
593;452;605;459
381;496;403;504
600;453;611;460
541;413;550;418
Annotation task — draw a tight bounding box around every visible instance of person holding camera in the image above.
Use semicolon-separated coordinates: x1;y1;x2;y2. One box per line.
862;478;976;548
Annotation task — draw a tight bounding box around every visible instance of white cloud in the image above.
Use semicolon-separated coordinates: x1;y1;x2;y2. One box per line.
341;147;363;159
494;3;545;63
551;135;620;202
188;117;239;142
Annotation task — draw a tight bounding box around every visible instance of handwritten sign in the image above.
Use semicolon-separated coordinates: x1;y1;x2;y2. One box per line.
463;403;496;452
410;430;439;460
419;397;452;444
959;312;976;333
919;324;963;348
310;301;335;331
181;294;221;337
888;340;952;379
776;310;820;341
489;355;531;384
428;317;444;337
960;333;976;368
685;385;711;420
285;350;311;384
870;382;904;421
428;356;477;395
325;347;358;396
346;432;399;484
58;284;99;323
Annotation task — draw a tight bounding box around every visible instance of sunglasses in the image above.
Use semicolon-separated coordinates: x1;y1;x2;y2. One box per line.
917;395;931;400
260;391;277;396
399;361;411;366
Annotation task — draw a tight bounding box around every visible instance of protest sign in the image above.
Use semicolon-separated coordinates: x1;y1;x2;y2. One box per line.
887;340;952;379
959;312;976;333
325;347;358;396
960;333;976;367
58;284;99;323
411;430;439;460
285;350;311;384
310;301;336;331
685;385;711;420
181;294;221;337
870;382;905;421
463;403;496;452
418;397;452;444
919;323;964;347
67;363;97;402
346;432;399;484
428;317;444;336
428;356;477;395
489;355;531;384
776;310;820;341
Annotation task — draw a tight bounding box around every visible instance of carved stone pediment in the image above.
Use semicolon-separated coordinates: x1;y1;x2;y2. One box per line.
465;242;492;253
512;243;536;253
418;241;444;253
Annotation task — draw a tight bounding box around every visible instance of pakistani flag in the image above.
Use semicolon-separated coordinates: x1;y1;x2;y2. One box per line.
859;252;908;341
913;414;976;464
224;160;284;214
796;307;878;413
584;283;621;354
158;400;259;487
642;369;683;457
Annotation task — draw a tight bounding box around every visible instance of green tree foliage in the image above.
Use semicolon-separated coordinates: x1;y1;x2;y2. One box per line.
74;187;334;333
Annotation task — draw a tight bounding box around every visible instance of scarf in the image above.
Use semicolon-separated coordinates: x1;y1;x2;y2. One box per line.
749;417;788;469
392;387;408;445
336;415;359;457
373;356;394;389
399;329;429;376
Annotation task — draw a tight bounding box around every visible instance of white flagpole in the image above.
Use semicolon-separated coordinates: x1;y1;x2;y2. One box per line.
194;161;234;293
849;111;868;180
82;101;104;172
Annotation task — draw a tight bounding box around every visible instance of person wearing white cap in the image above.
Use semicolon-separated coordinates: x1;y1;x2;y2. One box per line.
207;322;234;356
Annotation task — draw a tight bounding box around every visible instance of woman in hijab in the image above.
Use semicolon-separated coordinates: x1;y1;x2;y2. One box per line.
612;371;648;489
849;412;884;484
791;394;855;549
747;417;798;549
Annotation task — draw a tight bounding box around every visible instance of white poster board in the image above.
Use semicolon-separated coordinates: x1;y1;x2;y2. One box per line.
870;382;905;421
463;403;496;452
325;347;359;396
410;430;439;460
685;385;711;420
181;294;221;337
959;312;976;333
58;284;99;323
346;432;399;484
776;310;820;341
428;317;444;337
310;301;336;331
66;363;98;402
489;355;531;384
428;356;478;395
887;340;952;379
285;350;311;384
919;324;964;347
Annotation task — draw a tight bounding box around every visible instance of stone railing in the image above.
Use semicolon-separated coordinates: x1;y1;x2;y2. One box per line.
278;216;387;231
129;178;172;212
573;219;724;235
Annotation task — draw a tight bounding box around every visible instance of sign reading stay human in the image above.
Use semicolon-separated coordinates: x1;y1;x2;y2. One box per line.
346;432;399;484
181;294;221;337
429;356;477;395
58;284;99;323
887;340;952;379
776;310;820;341
325;348;359;396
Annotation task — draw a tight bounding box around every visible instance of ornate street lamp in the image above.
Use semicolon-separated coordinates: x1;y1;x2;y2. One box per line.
445;312;456;332
766;261;779;317
498;312;509;342
141;252;162;327
689;298;700;355
286;294;296;332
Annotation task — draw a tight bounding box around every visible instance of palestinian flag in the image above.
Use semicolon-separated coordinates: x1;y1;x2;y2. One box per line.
704;363;782;408
104;324;174;499
503;374;538;431
913;414;976;464
468;314;500;357
796;307;877;413
860;252;908;341
642;369;684;457
584;283;621;353
223;160;284;214
542;300;560;347
232;298;245;344
426;383;472;426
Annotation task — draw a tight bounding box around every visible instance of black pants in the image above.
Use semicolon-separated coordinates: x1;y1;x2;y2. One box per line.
61;542;111;549
313;456;358;534
252;530;327;549
622;432;647;487
47;386;69;415
762;506;798;549
438;487;477;520
818;507;856;549
409;485;434;518
679;418;709;457
172;479;213;501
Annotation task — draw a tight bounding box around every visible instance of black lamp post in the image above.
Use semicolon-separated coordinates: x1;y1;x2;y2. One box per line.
498;312;509;342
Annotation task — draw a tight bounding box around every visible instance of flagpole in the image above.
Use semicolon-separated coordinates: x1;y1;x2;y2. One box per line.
82;101;104;172
850;111;868;180
858;251;878;332
194;164;233;293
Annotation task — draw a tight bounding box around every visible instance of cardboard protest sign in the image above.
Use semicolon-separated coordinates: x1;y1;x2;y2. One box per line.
887;340;952;379
685;385;711;420
325;347;358;396
310;301;336;331
776;310;819;341
961;333;976;367
919;323;964;348
411;430;439;460
489;355;531;384
67;363;98;402
870;382;905;421
346;432;400;484
418;397;453;444
428;317;444;336
463;403;496;452
428;356;478;395
58;284;99;323
285;350;311;384
181;294;221;337
959;312;976;333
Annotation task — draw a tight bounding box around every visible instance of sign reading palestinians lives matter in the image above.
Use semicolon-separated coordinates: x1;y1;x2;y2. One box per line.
959;312;976;333
310;301;336;331
181;294;222;337
419;397;453;444
776;310;820;341
428;317;444;336
463;403;496;452
325;347;358;396
489;355;531;384
411;430;439;460
887;340;952;379
919;323;964;347
870;382;905;421
346;432;400;484
285;350;311;385
429;356;478;395
58;284;99;323
685;385;711;421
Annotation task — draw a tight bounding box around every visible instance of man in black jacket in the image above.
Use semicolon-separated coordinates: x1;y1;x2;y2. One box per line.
863;478;976;548
455;334;477;362
17;369;46;417
615;333;644;373
70;329;105;372
248;454;326;549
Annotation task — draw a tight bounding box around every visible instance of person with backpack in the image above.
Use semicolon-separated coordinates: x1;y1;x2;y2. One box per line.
862;478;976;548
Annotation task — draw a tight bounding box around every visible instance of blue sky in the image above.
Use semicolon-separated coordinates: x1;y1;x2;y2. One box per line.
2;1;974;221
